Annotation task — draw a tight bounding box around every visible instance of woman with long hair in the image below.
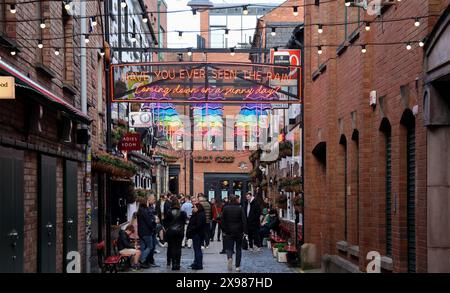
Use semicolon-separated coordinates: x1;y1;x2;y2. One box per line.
165;198;187;270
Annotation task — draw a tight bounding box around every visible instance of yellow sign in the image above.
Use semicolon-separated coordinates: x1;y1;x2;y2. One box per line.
0;77;15;100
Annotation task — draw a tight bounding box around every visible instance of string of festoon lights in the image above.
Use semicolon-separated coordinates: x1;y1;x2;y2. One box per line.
5;38;428;58
2;0;430;56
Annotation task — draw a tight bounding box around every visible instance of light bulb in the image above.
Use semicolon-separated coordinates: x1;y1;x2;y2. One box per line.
365;22;371;31
361;45;367;54
406;43;412;50
187;50;192;57
243;5;248;15
38;40;43;49
414;18;420;27
10;50;16;56
40;21;46;29
55;49;60;56
317;46;323;55
91;17;97;27
121;0;127;9
293;6;298;16
271;27;276;36
318;25;323;34
10;4;16;14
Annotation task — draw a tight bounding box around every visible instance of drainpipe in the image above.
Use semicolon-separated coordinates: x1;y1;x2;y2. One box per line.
157;0;162;61
80;0;90;273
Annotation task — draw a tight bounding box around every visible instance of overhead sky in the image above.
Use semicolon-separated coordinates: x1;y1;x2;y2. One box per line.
167;0;287;48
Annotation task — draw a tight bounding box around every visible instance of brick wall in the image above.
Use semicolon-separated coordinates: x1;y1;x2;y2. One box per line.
0;1;104;273
303;0;447;272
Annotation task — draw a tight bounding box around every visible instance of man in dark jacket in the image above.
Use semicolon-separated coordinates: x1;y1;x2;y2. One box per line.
221;195;248;272
244;192;262;251
137;198;156;268
117;225;141;271
198;194;212;248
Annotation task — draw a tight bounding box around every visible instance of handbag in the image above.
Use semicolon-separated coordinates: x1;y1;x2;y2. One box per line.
242;235;249;250
214;205;222;221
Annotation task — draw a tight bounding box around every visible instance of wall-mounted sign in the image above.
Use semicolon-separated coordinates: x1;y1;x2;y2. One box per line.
118;133;141;151
270;49;301;87
0;76;15;100
272;103;290;109
129;111;152;128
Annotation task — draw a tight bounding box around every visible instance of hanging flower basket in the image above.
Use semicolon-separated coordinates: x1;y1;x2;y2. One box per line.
276;193;288;209
249;150;261;162
92;152;137;178
155;152;180;163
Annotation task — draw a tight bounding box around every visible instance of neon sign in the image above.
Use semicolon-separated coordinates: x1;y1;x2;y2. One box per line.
111;61;301;104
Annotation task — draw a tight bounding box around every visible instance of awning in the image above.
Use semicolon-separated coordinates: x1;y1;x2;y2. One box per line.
0;59;91;124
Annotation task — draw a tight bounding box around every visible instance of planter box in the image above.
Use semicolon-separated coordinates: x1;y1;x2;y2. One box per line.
277;251;288;263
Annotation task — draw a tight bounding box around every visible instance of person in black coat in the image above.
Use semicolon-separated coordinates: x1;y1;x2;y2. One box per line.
137;198;156;268
156;193;172;229
244;192;262;251
186;203;206;270
165;199;187;270
221;195;248;272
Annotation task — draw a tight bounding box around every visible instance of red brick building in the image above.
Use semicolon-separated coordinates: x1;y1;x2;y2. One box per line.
303;0;450;272
0;1;105;272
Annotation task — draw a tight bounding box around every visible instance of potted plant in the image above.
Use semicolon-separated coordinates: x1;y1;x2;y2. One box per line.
293;194;303;213
276;193;288;210
273;243;286;258
277;247;288;263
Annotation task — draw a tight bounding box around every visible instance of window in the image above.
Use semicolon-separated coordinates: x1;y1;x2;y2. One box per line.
401;110;416;272
339;5;361;45
352;130;360;245
340;135;348;241
210;25;227;48
63;9;74;84
406;122;416;272
381;121;392;257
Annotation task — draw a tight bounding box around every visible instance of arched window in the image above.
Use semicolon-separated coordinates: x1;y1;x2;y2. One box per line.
401;110;416;273
351;129;360;245
340;135;348;241
380;118;392;257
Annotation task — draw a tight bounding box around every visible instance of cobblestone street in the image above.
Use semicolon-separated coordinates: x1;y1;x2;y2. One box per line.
131;240;299;274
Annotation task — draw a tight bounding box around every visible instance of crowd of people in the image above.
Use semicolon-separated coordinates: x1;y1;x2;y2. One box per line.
116;191;280;272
